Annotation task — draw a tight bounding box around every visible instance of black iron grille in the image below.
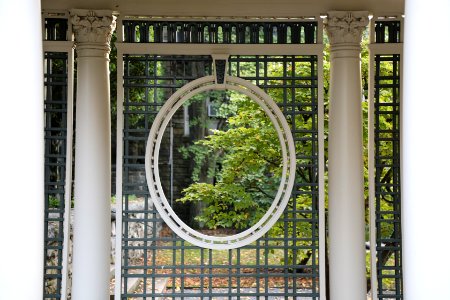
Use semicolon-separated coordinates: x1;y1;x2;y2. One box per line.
123;21;317;44
45;18;68;41
374;21;401;43
374;54;402;299
120;54;320;299
43;52;69;299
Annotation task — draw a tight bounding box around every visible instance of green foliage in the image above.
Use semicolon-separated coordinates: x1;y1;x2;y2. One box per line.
48;195;60;208
178;93;282;229
179;144;213;183
179;183;262;229
48;195;74;208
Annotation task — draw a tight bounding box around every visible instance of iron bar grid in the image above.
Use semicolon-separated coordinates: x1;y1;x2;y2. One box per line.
374;54;402;299
43;52;69;299
375;21;401;44
120;53;320;299
123;21;317;44
44;18;68;41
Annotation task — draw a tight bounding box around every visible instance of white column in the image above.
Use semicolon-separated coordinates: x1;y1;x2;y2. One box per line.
70;10;116;300
325;11;368;300
0;2;44;300
403;1;450;298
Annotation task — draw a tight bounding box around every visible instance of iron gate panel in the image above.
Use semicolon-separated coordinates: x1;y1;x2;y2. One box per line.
44;18;69;41
374;52;402;299
43;51;69;299
122;21;317;44
374;21;401;44
120;53;320;299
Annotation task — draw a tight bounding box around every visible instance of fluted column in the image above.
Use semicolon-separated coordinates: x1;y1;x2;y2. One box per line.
0;2;44;299
403;0;450;298
325;11;369;300
70;9;116;300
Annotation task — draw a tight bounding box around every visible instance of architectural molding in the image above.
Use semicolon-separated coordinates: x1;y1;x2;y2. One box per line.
70;9;114;299
70;9;116;46
325;11;369;45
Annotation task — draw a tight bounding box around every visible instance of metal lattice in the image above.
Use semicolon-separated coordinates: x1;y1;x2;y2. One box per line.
374;53;402;299
44;18;68;41
43;52;69;299
229;55;320;296
123;20;317;44
120;53;320;298
374;21;401;44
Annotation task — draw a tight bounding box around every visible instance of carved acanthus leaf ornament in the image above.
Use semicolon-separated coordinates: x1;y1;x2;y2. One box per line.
71;10;116;45
325;12;369;45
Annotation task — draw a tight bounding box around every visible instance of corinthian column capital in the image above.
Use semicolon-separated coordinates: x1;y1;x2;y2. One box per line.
70;9;116;50
325;11;369;45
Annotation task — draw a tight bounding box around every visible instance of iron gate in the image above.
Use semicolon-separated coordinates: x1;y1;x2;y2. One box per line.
43;16;70;299
43;15;74;300
118;20;323;299
44;50;69;300
370;19;403;299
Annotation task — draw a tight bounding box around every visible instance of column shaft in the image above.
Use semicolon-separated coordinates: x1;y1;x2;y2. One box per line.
0;2;44;299
70;10;116;300
403;0;450;298
325;11;368;300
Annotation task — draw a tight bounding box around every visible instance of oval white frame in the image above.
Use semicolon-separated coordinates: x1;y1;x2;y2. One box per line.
145;75;296;250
